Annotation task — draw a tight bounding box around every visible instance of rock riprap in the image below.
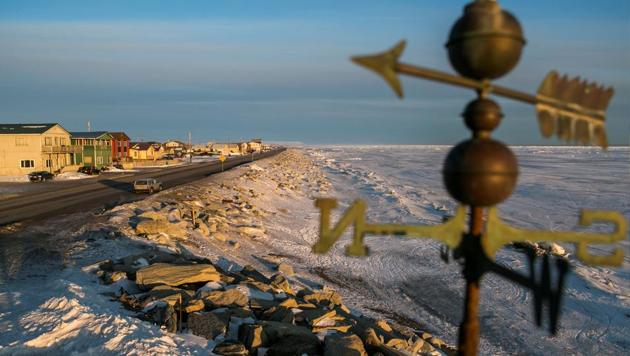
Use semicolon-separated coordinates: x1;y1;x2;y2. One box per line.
100;253;452;356
135;263;221;288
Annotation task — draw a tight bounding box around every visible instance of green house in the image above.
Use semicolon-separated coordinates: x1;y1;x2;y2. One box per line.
70;131;113;168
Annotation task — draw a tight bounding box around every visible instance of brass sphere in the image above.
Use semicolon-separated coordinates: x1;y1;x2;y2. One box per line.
443;139;518;206
463;98;503;136
446;0;526;80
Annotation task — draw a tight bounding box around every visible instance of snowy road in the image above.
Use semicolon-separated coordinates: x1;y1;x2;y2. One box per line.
0;149;284;225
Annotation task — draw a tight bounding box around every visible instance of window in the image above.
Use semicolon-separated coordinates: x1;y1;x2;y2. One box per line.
15;137;27;146
45;137;52;146
54;137;59;145
20;160;35;168
96;157;103;164
46;159;52;168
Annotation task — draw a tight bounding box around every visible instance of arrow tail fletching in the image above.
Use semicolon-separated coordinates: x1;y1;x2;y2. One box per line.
351;40;406;98
536;71;614;149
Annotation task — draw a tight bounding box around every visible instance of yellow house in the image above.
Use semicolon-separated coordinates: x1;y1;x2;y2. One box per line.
0;123;78;176
129;142;165;160
210;143;242;156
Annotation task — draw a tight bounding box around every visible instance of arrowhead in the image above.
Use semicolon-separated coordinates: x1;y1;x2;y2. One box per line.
351;40;406;98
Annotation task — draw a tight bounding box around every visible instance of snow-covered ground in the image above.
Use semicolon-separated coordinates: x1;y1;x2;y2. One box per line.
0;146;628;355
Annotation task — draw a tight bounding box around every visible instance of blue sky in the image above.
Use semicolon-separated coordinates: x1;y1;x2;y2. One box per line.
0;0;628;144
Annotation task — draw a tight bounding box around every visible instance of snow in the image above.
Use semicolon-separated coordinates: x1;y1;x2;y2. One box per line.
0;175;28;183
0;146;628;355
55;172;98;181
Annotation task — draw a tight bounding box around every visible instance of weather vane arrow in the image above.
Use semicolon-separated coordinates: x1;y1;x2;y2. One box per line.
311;1;627;355
352;40;614;148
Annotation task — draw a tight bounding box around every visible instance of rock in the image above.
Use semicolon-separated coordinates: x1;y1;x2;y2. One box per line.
278;298;299;308
188;311;227;339
261;306;294;323
147;285;194;306
144;302;178;333
301;290;342;306
239;324;266;352
277;263;295;276
213;341;249;356
324;334;367;356
270;274;293;295
135;219;187;237
249;298;279;311
184;299;205;313
238;226;266;238
266;335;321;356
202;289;248;308
363;328;407;356
213;232;228;242
241;265;271;284
135;263;221;289
376;320;393;333
102;271;127;284
260;321;319;343
195;220;210;236
138;210;168;221
229;240;241;249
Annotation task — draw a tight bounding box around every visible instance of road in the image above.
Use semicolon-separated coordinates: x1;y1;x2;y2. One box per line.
0;148;285;226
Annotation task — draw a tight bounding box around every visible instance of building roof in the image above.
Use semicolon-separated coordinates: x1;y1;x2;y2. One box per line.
0;123;59;134
131;142;162;150
70;131;113;140
109;132;130;141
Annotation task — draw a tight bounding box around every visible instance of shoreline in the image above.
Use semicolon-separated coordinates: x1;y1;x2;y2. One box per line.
0;149;451;355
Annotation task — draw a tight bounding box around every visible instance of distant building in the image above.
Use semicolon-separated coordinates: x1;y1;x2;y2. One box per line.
163;140;186;157
70;131;114;168
130;142;165;160
0;123;78;175
210;143;242;156
109;132;131;162
246;138;263;153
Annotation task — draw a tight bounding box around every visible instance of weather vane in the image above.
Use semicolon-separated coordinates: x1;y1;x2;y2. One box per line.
311;1;627;355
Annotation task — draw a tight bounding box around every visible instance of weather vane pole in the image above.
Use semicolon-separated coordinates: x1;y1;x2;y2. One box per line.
311;1;626;355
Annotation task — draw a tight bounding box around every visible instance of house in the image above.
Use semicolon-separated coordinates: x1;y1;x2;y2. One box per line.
109;132;131;162
210;143;242;156
163;140;186;157
0;123;78;176
70;131;114;168
245;138;263;153
129;142;165;160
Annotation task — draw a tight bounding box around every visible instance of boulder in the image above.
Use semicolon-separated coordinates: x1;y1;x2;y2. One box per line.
213;341;249;356
239;324;266;352
188;311;227;340
202;289;248;308
184;299;205;313
238;226;265;238
300;290;342;306
147;285;194;306
135;220;187;237
213;232;229;242
102;271;127;284
144;302;177;333
277;263;295;276
324;334;367;356
135;263;221;289
266;335;321;356
270;274;293;295
138;211;168;221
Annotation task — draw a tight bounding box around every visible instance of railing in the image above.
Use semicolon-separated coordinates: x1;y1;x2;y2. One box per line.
42;145;82;154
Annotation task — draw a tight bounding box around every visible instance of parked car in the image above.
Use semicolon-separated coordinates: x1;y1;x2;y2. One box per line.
133;178;162;194
28;171;55;182
160;154;175;160
78;166;100;175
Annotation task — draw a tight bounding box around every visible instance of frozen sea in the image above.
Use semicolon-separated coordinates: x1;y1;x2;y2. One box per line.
304;145;629;355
